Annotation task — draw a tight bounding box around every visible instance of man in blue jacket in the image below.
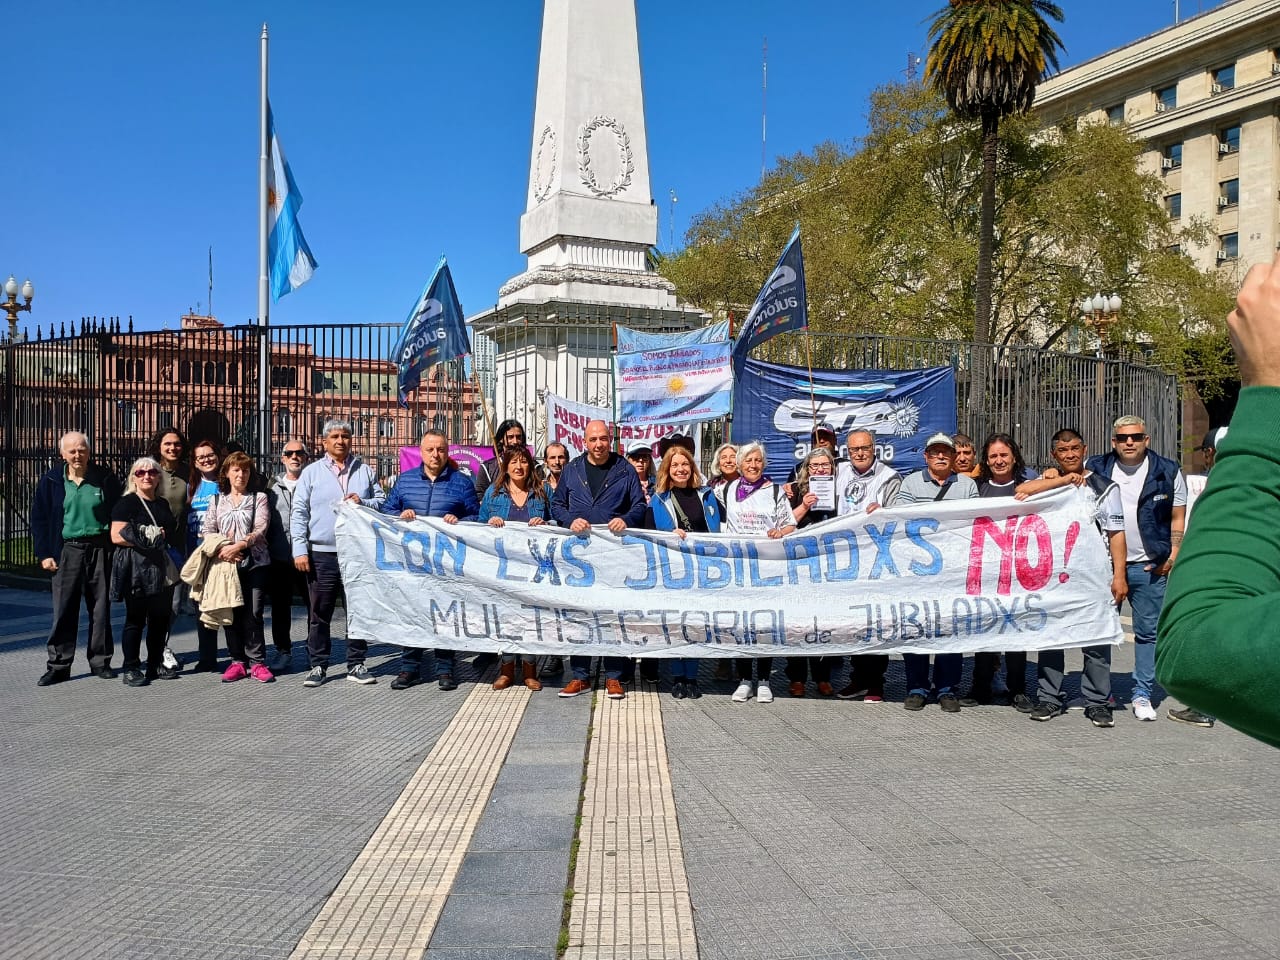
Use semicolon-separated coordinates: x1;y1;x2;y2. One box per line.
31;431;122;685
1086;415;1186;722
382;429;479;691
551;419;646;700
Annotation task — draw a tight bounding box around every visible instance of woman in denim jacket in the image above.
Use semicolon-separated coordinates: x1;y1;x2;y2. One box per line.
479;447;554;691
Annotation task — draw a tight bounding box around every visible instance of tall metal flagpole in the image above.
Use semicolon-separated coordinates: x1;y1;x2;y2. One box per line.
257;23;271;460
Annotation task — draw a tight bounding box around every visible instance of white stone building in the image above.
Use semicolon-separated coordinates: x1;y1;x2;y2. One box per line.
1036;0;1280;275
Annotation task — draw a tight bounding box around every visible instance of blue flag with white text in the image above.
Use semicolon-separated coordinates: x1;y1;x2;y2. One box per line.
267;105;317;300
393;257;470;406
731;227;807;369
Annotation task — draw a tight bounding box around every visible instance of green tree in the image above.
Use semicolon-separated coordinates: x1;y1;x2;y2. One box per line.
660;82;1235;389
925;0;1065;421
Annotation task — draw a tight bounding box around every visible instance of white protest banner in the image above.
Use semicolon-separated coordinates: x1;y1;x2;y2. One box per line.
544;390;703;460
336;486;1123;657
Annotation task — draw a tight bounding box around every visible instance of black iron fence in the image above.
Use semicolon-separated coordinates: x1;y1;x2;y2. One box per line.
0;318;1178;575
760;332;1180;465
0;317;475;573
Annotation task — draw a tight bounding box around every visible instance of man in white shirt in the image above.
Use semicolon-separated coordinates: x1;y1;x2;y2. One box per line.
1016;428;1127;727
1085;416;1186;722
833;430;902;702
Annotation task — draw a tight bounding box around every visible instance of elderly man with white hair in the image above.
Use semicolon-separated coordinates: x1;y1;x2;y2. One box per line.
291;419;386;688
31;431;123;685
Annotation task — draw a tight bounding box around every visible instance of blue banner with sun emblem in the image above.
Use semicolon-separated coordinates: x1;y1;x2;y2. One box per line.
732;359;956;476
614;325;733;426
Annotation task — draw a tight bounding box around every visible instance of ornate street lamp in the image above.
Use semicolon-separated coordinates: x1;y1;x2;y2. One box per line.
1080;291;1122;355
3;276;34;340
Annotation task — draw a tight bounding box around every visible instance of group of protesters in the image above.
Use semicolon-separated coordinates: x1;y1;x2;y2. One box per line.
30;408;1216;733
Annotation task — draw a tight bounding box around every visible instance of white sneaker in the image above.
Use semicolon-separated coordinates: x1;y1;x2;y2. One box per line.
161;646;179;670
1133;696;1157;721
731;680;753;703
756;682;774;704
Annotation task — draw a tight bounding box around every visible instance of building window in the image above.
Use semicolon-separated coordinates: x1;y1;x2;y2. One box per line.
1218;125;1241;155
1105;103;1124;125
114;357;145;382
350;380;362;394
271;365;298;389
1155;85;1177;111
1162;142;1182;170
1219;232;1239;261
378;416;396;439
1219;179;1239;208
157;409;174;431
276;408;293;436
1166;193;1182;219
1211;64;1235;93
118;401;138;433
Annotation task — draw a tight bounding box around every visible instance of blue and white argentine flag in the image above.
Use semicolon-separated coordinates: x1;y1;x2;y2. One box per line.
267;105;317;300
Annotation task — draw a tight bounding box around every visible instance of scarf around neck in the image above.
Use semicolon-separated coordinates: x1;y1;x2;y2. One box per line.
734;476;768;502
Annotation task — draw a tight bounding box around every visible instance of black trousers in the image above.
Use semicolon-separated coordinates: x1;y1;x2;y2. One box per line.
47;540;114;672
400;646;454;675
971;651;1030;696
225;566;267;666
786;657;831;683
305;551;366;667
849;654;889;692
736;657;774;681
122;591;171;673
267;559;308;653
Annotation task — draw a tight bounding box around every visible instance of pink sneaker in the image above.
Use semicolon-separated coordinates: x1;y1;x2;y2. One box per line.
249;663;274;683
221;661;248;682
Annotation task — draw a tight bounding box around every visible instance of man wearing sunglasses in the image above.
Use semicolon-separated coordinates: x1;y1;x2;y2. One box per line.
265;440;311;672
31;431;123;685
1086;416;1186;722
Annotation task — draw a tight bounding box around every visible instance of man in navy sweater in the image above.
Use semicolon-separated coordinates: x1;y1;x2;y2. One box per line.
382;429;479;690
551;419;646;700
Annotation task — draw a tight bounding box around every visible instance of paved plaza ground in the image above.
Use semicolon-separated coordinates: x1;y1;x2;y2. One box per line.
4;585;1280;960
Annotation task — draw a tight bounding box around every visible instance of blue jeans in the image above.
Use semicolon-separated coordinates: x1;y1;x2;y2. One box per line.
670;658;699;680
570;655;623;682
903;653;962;697
1122;561;1166;700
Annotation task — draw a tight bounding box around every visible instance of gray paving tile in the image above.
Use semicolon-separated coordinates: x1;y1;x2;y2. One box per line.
451;850;571;894
428;894;564;948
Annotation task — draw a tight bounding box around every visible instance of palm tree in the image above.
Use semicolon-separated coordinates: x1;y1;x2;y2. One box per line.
926;0;1064;424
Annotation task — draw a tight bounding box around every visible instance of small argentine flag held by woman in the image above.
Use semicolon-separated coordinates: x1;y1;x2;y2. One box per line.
267;104;317;300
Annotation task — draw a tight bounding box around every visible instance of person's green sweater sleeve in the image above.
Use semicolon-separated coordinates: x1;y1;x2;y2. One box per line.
1156;386;1280;748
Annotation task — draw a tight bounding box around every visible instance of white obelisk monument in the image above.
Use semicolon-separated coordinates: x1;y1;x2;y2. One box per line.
471;0;706;445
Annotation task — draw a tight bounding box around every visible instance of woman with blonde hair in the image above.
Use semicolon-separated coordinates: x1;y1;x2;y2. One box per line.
643;446;722;698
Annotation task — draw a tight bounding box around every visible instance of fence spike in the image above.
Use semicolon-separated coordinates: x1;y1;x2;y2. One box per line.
127;315;134;333
113;317;121;334
60;321;67;338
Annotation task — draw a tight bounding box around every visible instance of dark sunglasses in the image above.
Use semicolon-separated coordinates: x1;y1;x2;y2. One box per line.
133;469;159;477
1114;433;1146;442
283;450;307;457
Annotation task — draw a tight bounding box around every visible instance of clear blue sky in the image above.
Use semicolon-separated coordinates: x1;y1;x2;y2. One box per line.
6;0;1225;333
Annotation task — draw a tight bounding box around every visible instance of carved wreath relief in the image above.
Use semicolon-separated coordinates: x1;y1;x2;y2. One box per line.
577;116;634;198
532;124;558;203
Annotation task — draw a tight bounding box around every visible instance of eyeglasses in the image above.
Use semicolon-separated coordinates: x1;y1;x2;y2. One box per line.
133;469;159;477
283;450;307;458
848;445;874;453
1114;433;1146;443
195;454;218;463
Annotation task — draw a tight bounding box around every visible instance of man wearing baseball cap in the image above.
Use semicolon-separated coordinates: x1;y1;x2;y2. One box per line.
885;431;978;712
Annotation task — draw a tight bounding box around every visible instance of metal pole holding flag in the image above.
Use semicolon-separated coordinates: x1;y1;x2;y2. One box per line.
804;330;818;430
257;23;271;461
